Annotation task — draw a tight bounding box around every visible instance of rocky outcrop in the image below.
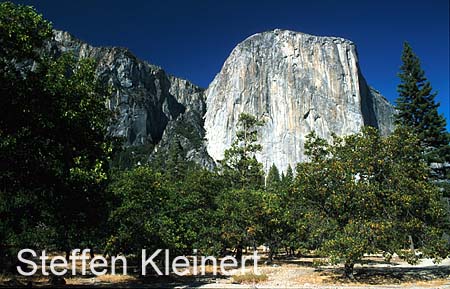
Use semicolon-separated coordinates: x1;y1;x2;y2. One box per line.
49;30;214;168
204;29;395;172
365;87;396;136
49;29;395;172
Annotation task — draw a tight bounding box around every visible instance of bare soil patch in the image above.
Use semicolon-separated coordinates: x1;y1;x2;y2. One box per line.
1;255;449;288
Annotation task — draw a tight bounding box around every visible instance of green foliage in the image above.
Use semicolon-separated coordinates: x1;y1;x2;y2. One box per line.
395;42;450;164
163;140;189;181
293;127;450;277
176;168;223;255
221;113;265;189
43;54;115;252
0;2;52;63
106;165;223;256
283;164;294;184
111;143;154;170
0;2;115;270
266;163;281;188
258;188;288;261
173;120;203;149
106;167;172;254
216;188;268;255
264;163;297;258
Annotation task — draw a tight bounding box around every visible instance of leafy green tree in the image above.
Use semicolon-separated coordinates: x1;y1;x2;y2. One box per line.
216;188;264;260
294;127;449;278
177;167;223;255
260;187;290;262
107;165;222;258
106;167;171;255
395;42;449;164
46;54;116;257
221;113;265;189
0;2;115;269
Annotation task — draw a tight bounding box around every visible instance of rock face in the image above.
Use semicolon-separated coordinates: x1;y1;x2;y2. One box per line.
205;29;395;172
49;30;214;167
49;29;395;172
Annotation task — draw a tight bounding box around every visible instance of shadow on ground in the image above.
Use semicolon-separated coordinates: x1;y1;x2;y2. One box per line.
0;272;229;288
322;265;450;285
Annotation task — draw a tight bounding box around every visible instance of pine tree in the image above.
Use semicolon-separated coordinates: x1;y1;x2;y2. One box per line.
266;163;281;187
221;113;265;189
284;164;294;183
395;42;449;163
165;140;187;181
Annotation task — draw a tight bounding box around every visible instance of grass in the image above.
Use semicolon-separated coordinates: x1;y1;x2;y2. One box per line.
232;272;268;284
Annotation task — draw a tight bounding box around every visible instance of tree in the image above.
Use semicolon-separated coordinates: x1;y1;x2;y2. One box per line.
221;113;265;189
177;167;223;255
282;164;294;185
163;140;188;181
266;163;281;188
264;163;298;260
294;127;449;278
216;188;264;260
395;42;450;164
0;2;115;269
216;113;266;259
106;167;171;256
107;165;223;258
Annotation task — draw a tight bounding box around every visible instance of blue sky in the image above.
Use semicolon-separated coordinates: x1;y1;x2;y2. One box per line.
13;0;450;129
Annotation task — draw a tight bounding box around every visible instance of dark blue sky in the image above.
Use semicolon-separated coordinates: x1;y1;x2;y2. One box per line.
13;0;450;128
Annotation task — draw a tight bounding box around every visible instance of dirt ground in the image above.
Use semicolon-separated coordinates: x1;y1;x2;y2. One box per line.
1;255;450;288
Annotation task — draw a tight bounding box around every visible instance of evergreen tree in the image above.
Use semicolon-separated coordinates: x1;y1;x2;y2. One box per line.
266;163;281;188
218;113;265;259
395;42;449;163
283;164;294;184
164;140;188;181
264;163;296;262
221;113;265;189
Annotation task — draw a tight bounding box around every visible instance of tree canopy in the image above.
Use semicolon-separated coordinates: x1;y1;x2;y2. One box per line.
0;2;115;269
293;127;450;278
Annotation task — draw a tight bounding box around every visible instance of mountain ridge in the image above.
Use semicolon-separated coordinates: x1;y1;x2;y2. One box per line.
49;29;395;172
49;29;214;168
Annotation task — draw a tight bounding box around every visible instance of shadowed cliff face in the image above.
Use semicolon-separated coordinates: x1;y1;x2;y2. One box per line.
49;30;214;167
204;29;395;172
50;31;186;146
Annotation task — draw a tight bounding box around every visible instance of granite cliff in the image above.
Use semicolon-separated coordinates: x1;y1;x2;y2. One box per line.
49;29;395;172
49;30;214;168
205;29;395;172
